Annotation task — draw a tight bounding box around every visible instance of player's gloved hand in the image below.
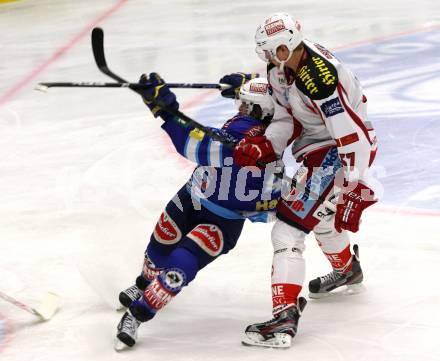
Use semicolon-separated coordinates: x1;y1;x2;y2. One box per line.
335;182;377;233
233;136;277;168
139;72;179;121
219;72;259;99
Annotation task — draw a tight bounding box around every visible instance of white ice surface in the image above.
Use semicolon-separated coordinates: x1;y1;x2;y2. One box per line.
0;1;439;361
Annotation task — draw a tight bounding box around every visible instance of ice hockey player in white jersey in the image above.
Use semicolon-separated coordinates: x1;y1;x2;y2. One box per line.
114;74;284;350
219;12;378;347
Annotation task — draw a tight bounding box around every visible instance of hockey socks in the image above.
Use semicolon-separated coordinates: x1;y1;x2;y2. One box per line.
323;244;353;273
130;268;186;322
272;283;302;316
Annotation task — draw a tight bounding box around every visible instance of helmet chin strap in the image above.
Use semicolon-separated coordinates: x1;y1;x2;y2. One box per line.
274;49;294;72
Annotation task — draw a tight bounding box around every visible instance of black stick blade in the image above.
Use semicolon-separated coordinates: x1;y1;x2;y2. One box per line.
91;27;127;83
91;27;106;68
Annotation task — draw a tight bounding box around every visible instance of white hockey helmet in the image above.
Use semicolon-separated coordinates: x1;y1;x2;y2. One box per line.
237;77;274;122
255;13;303;69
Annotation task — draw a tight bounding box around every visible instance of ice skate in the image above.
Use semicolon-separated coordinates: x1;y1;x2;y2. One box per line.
242;297;307;348
114;311;141;351
308;244;365;299
118;284;143;309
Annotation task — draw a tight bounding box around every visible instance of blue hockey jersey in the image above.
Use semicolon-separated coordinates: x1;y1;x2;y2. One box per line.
161;115;281;223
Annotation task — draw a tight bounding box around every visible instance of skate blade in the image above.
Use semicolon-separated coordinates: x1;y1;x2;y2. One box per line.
114;337;130;352
241;332;291;348
309;283;366;299
115;304;127;312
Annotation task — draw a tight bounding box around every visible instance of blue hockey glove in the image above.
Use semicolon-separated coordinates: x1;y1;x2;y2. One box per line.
139;72;179;121
218;72;259;99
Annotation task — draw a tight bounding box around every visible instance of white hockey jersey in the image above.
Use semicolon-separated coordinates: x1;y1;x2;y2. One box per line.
265;40;377;183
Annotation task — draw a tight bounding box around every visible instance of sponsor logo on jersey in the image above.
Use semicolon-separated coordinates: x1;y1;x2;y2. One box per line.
297;65;319;95
249;82;268;94
312;56;337;85
296;48;338;100
320;97;344;117
153;210;182;244
264;19;286;36
290;200;305;212
188;224;224;257
256;199;278;211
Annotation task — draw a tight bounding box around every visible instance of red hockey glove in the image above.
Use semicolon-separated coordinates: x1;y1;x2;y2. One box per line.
233;136;277;168
335;182;377;233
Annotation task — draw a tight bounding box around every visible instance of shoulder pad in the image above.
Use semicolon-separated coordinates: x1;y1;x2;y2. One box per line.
295;46;338;100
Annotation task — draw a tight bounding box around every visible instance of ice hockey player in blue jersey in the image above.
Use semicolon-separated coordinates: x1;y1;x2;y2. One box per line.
114;73;280;350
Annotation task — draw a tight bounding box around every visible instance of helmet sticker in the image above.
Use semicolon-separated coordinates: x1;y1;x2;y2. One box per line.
264;19;286;36
249;82;268;94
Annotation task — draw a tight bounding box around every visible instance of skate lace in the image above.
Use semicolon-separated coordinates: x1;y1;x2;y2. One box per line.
124;285;142;301
320;271;341;286
121;313;140;335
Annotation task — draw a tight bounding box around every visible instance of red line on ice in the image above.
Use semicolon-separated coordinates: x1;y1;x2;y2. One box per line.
0;314;13;354
0;0;129;108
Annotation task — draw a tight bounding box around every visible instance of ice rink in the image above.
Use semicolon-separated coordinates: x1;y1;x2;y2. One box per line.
1;1;440;360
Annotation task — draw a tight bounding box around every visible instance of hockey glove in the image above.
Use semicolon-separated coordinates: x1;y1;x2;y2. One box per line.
233;136;277;168
139;72;179;121
219;72;259;99
335;182;377;233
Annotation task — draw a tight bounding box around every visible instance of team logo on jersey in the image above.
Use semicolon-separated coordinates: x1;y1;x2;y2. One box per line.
153;210;182;244
264;19;286;36
320;97;344;117
249;82;268;94
187;224;224;257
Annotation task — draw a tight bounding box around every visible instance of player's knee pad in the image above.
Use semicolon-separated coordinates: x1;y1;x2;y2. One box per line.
271;218;306;255
271;219;306;286
313;225;350;254
166;247;199;284
130;268;186;322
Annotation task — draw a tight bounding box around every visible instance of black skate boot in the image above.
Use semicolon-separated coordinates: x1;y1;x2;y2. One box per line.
118;275;150;308
308;244;364;299
114;311;141;351
118;285;142;309
242;297;307;348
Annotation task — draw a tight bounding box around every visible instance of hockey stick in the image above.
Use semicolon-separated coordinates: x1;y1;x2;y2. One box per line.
91;27;236;148
36;81;230;91
91;27;336;211
0;290;60;321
